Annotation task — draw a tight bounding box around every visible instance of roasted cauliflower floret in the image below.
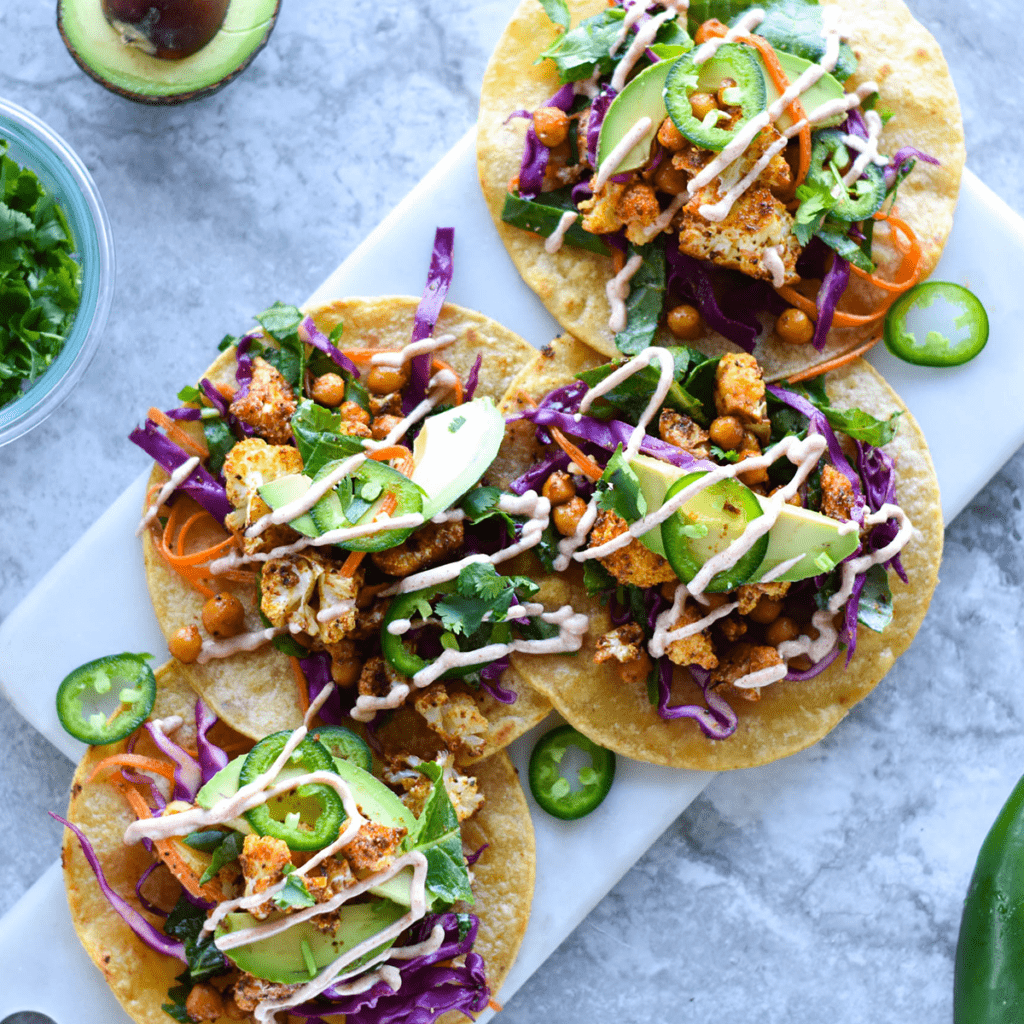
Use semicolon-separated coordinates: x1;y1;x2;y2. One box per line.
579;180;626;235
259;551;362;642
659;409;711;458
594;622;646;665
342;820;407;874
229;356;297;445
821;463;856;521
234;976;303;1012
384;751;484;823
736;581;791;616
371;520;464;577
238;834;292;920
710;641;783;698
589;508;677;588
665;603;719;669
715;352;767;424
412;685;489;760
615;180;662;245
316;561;361;644
358;656;410;705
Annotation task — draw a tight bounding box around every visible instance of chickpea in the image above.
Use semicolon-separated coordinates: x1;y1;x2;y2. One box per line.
553;496;588;536
223;996;248;1021
201;592;246;639
654;160;690;196
332;657;362;687
661;580;681;600
657;116;687;152
310;372;346;407
339;400;370;425
666;303;703;340
708;415;744;450
366;364;409;395
168;625;203;664
534;106;570;147
541;470;576;506
766;616;800;646
776;307;815;345
702;592;729;610
185;982;225;1022
689;91;718;122
717;78;738;108
619;651;653;685
748;597;783;625
371;414;403;441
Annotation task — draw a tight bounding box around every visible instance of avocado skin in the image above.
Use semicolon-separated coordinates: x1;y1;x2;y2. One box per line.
56;0;281;106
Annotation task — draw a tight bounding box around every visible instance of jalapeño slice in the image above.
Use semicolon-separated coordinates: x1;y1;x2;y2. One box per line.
528;724;615;821
806;128;886;222
240;732;345;851
55;653;157;745
883;281;989;367
664;43;767;152
309;457;423;553
660;472;768;593
309;725;373;773
381;581;511;681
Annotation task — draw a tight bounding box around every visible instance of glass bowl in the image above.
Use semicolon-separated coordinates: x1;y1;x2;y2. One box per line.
0;97;115;447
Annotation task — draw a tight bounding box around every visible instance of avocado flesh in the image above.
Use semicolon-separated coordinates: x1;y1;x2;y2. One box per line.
597;57;678;176
257;473;319;538
410;398;506;519
748;498;859;582
629;453;857;581
218;902;407;985
757;50;846;131
58;0;279;105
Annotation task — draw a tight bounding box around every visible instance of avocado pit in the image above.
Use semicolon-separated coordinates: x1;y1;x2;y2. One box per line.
100;0;230;60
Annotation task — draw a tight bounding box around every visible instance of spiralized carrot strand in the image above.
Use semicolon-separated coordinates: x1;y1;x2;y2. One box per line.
695;18;727;44
88;753;178;784
515;389;539;409
431;357;464;405
368;446;415;477
550;427;604;482
290;657;310;716
785;335;882;383
849;210;922;292
340;549;368;578
147;407;208;460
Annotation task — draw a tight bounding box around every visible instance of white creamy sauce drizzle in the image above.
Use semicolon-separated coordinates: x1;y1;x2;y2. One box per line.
777;607;839;664
317;598;356;624
369;333;455;368
593;117;653;192
828;504;912;613
807;80;879;127
639;191;688;242
836;108;889;192
545;210;579;253
691;8;764;65
648;584;739;658
610;7;678;92
574;67;603;99
606;252;645;332
762;244;788;287
610;0;652;56
196;625;289;664
731;662;789;688
758;552;804;583
136;456;201;536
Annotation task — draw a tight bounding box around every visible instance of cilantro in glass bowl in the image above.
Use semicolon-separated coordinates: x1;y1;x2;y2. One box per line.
0;97;114;446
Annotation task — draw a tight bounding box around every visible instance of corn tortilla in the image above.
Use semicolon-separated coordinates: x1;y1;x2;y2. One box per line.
477;0;965;380
498;334;943;769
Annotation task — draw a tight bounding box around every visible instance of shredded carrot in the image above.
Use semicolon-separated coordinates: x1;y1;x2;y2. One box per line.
431;357;464;405
87;753;178;785
550;427;604;482
612;248;626;274
290;656;310;716
785;334;882;382
340;549;367;578
515;388;539;409
214;381;236;401
368;445;415;477
147;407;208;460
112;778;226;902
694;18;727;44
488;997;504;1012
154;502;248;598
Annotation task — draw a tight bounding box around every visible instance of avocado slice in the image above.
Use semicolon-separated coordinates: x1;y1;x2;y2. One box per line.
218;902;406;984
57;0;280;106
629;453;681;557
410;398;506;519
257;473;319;538
747;498;859;582
756;50;847;131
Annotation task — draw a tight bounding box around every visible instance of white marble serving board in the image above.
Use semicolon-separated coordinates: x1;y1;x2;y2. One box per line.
1;130;1022;1022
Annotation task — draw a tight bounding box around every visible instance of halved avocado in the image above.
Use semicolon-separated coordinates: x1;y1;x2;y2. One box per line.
57;0;280;105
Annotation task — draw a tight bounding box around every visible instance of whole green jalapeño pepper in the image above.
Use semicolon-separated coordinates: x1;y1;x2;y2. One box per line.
55;653;157;745
381;581;511;681
954;770;1024;1022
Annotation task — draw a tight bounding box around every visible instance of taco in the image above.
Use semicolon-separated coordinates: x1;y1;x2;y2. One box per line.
477;0;965;381
496;335;941;769
59;659;535;1024
132;233;567;761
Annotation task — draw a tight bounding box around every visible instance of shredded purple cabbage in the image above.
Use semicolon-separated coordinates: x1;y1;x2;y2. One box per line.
586;86;618;168
235;331;257;401
51;813;188;961
856;440;907;583
464;354;482;402
478;656;517;704
786;642;841;680
164;407;202;421
509;450;570;496
665;243;760;352
195;700;229;784
144;720;202;802
810;253;850;352
465;844;489;866
300;652;345;726
841;107;868;139
134;861;170;917
571;175;594;206
403;228;456;414
655;660;737;739
885;146;940;188
301;316;361;378
129;420;232;522
518;83;575;198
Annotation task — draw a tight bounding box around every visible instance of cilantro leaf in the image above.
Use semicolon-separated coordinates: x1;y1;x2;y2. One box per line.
538;0;571;31
290;399;366;476
197;830;244;886
164;893;227;982
615;244;666;356
537;7;625;82
255;301;305;390
857;563;893;632
273;869;316;910
459;486;515;536
596;444;647;523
